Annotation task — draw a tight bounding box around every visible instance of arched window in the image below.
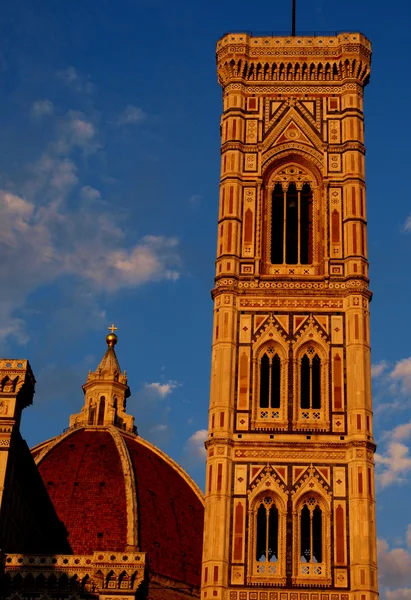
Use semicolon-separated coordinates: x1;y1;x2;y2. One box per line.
97;396;105;426
300;498;323;570
255;497;279;570
259;352;281;409
88;404;95;425
271;182;313;265
300;352;321;409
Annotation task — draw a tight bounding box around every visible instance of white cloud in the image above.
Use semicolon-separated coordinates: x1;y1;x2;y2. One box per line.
101;236;179;290
373;357;411;414
390;358;411;394
0;81;179;347
80;185;101;200
386;589;411;600
375;421;411;488
407;524;411;548
378;537;411;590
50;158;79;191
390;423;411;442
0;318;29;345
375;442;411;488
0;188;180;345
149;424;168;433
371;361;388;378
31;99;54;118
144;381;179;399
117;105;147;126
403;214;411;233
69;116;95;142
58;66;95;94
27;155;79;203
52;111;99;155
184;429;208;462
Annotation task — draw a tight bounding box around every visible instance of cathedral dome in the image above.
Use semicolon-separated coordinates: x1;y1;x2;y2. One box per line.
29;330;204;592
31;425;204;588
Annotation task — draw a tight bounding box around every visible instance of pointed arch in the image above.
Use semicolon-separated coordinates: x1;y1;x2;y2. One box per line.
118;570;131;590
309;63;315;78
302;62;308;80
325;63;331;80
247;482;287;584
252;332;289;429
105;570;116;588
261;153;322;277
292;489;331;584
293;330;330;430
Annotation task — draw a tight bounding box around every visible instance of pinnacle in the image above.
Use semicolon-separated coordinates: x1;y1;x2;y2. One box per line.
97;346;122;376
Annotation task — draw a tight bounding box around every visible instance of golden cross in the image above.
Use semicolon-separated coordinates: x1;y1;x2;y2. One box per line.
108;324;118;334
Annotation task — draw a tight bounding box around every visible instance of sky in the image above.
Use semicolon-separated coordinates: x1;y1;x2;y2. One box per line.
1;0;411;597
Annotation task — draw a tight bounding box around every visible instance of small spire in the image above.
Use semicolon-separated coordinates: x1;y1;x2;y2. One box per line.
69;325;135;433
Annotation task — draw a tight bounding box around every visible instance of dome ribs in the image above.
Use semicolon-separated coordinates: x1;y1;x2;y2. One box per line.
35;427;204;588
124;436;204;587
38;430;128;555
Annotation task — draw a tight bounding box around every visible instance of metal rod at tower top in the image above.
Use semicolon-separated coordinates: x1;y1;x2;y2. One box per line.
292;0;296;35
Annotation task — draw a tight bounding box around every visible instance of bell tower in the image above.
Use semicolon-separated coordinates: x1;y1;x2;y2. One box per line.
202;32;377;600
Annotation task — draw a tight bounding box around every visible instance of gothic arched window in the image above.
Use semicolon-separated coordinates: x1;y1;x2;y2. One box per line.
255;497;279;569
300;498;323;571
260;352;281;409
300;352;321;409
271;182;313;265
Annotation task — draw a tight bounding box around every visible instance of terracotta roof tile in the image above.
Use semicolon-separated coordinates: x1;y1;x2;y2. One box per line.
37;429;127;554
35;428;204;588
124;436;203;586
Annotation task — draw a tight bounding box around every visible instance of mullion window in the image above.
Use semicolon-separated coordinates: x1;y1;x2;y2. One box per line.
300;353;321;409
260;352;281;409
268;505;278;561
286;184;298;264
271;355;281;408
260;354;270;408
271;184;284;263
256;500;278;563
300;504;311;561
256;504;267;561
300;501;322;564
271;181;313;265
312;506;322;562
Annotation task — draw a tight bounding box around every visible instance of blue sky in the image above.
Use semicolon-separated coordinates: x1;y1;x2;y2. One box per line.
1;1;411;597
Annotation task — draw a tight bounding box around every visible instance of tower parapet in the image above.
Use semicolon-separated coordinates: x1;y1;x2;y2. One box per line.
216;32;371;87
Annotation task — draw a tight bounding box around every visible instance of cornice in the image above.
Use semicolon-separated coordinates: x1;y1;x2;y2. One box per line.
212;277;372;299
222;82;366;96
327;141;366;154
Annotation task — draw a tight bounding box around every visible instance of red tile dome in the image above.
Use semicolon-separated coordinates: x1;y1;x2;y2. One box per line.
32;426;204;588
